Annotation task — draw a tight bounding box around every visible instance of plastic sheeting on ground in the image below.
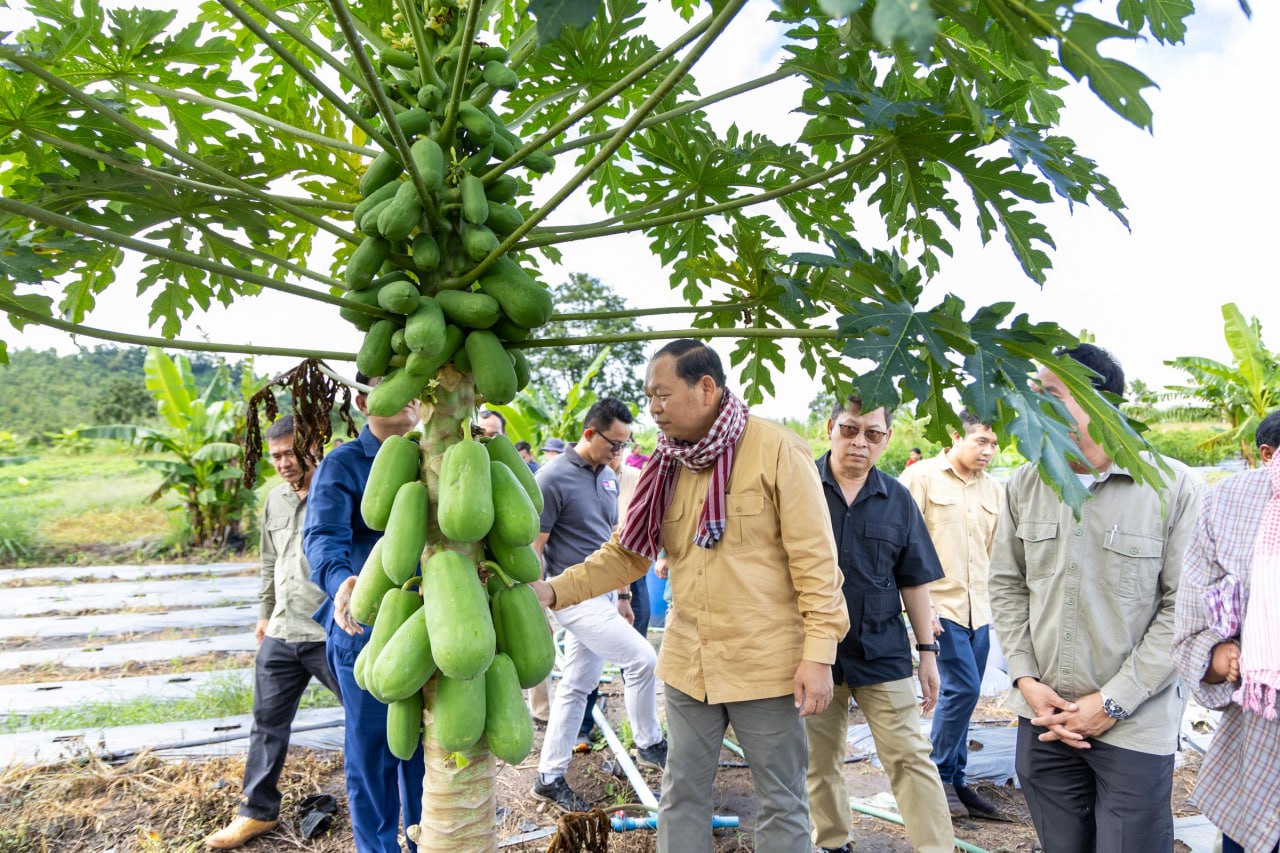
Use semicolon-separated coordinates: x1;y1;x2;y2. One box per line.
0;668;251;715
0;632;256;672
0;562;253;584
0;706;344;766
0;576;258;618
848;719;1020;786
0;603;257;640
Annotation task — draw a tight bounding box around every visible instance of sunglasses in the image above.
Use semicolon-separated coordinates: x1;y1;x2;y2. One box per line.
835;423;887;444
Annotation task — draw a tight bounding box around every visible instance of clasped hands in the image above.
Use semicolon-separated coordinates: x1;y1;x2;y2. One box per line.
1020;679;1116;750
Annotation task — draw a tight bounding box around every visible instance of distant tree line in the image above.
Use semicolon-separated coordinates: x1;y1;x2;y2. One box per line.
0;345;243;435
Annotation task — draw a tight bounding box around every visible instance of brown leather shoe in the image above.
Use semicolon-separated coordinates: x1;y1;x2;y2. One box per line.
204;816;279;849
941;782;970;818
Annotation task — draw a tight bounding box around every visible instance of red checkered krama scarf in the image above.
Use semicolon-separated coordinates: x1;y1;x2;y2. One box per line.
618;389;749;561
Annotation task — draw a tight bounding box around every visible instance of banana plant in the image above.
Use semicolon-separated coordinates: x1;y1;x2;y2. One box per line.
83;348;268;547
1165;303;1279;467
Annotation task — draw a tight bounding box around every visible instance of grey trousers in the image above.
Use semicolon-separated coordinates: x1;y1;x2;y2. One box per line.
240;636;342;820
658;684;809;853
1016;718;1175;853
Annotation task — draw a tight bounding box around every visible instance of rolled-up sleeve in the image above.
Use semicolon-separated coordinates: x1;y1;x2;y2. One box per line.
304;456;359;602
989;470;1039;685
779;442;849;664
1172;485;1237;710
1101;473;1204;713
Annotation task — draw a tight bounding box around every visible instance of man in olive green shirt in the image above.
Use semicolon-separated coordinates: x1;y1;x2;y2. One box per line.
989;345;1202;853
532;340;849;853
205;416;341;850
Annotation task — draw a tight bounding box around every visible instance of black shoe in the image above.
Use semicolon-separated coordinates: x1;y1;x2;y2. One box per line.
955;783;1000;818
531;776;592;812
819;846;852;853
635;738;668;771
941;782;970;818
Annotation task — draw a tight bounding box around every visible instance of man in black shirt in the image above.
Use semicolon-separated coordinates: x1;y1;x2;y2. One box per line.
806;396;953;853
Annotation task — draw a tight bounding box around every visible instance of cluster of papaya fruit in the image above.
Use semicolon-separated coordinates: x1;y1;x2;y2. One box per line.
340;13;554;416
348;429;555;765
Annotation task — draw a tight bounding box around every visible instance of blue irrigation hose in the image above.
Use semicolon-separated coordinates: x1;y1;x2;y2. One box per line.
610;815;740;832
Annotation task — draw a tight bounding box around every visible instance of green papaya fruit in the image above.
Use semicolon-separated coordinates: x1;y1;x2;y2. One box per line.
361;434;421;531
465;330;517;405
386;692;423;760
350;540;395;624
436;439;493;543
430;672;487;751
365;367;425;417
488;461;539;547
357;319;398;377
484;653;534;764
484;434;543;513
381;481;429;585
422;549;496;679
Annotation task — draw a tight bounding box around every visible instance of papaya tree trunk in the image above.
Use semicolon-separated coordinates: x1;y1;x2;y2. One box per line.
413;368;498;853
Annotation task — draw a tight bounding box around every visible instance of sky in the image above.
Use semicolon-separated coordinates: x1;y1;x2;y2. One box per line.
2;0;1275;421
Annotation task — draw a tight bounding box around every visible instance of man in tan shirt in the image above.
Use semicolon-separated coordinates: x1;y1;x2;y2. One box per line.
533;339;849;853
900;410;1003;818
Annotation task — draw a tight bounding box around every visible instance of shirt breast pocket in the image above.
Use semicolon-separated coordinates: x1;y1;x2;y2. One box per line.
661;500;688;561
924;493;959;529
1015;520;1058;580
1101;530;1164;600
265;515;292;554
862;521;906;586
724;492;766;553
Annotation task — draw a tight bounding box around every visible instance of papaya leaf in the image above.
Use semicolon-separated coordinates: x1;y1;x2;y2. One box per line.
1116;0;1193;44
529;0;605;46
1058;13;1156;130
871;0;939;59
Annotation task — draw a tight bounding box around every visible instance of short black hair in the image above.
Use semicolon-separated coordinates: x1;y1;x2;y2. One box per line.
355;370;372;389
514;440;531;452
652;339;726;388
263;415;295;443
830;396;894;428
478;409;506;431
1061;343;1125;397
958;409;991;432
1257;409;1280;449
583;397;633;433
910;447;922;454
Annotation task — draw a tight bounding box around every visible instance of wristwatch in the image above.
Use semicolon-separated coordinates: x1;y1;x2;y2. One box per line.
915;642;941;653
1101;693;1129;719
617;592;632;600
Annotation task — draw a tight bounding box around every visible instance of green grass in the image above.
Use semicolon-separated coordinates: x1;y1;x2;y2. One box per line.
0;446;182;564
1;671;340;733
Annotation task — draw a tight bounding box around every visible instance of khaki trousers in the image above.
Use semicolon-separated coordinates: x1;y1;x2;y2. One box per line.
806;678;953;852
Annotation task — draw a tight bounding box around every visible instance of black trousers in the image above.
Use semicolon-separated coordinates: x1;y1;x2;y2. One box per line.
1016;717;1174;853
240;636;342;820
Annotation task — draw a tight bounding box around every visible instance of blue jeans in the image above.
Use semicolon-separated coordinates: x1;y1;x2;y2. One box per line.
929;618;988;786
328;636;424;852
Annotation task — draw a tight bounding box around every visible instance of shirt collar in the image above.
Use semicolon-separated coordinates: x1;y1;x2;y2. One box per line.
356;425;381;458
564;444;605;474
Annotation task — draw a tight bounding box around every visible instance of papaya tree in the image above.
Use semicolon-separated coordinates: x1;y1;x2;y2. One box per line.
0;0;1205;848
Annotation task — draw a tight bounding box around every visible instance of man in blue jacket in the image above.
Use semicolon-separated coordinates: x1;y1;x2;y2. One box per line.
304;372;423;853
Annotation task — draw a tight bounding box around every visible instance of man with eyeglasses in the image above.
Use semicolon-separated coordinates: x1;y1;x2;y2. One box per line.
530;397;667;812
807;396;954;853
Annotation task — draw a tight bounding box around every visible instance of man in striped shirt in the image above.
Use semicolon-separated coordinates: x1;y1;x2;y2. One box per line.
1173;410;1280;853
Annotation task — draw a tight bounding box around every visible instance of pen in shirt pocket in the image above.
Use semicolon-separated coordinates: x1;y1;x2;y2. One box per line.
1108;524;1118;546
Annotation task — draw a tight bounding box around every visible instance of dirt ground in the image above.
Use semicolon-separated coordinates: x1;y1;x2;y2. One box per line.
0;681;1207;853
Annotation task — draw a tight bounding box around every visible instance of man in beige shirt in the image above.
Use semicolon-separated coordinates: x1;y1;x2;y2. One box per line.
989;344;1202;852
205;416;341;850
899;410;1002;818
533;339;848;853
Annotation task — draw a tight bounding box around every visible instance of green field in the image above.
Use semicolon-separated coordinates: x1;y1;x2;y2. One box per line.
0;446;281;566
